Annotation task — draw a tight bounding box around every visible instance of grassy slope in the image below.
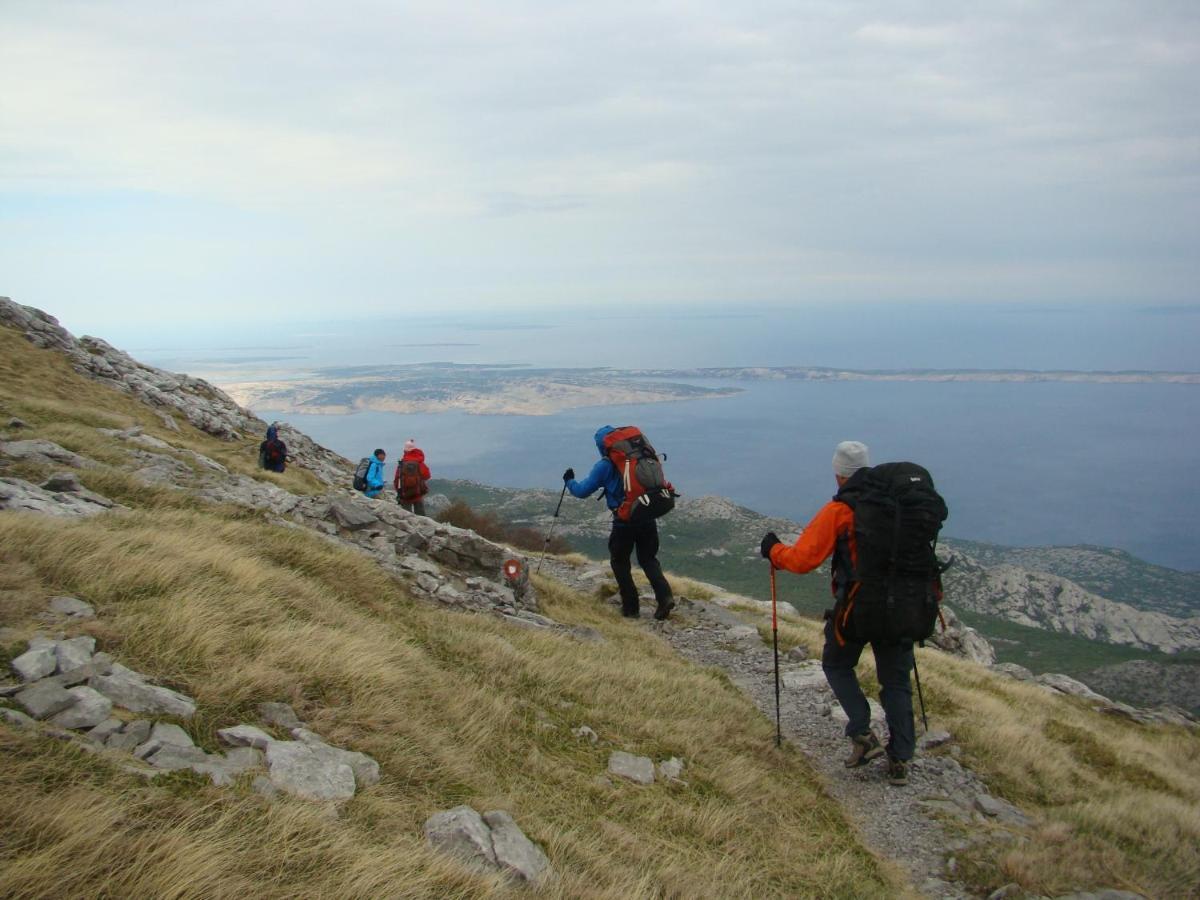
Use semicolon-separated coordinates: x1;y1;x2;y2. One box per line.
0;328;896;898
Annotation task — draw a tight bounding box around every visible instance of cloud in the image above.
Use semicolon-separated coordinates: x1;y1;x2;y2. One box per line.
854;22;960;47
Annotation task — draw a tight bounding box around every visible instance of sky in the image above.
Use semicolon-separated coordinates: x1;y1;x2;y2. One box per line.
2;1;1198;335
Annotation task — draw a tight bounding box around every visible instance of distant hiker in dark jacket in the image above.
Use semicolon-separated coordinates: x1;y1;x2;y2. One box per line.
258;424;287;473
564;426;675;621
395;439;432;515
760;441;916;786
364;448;387;499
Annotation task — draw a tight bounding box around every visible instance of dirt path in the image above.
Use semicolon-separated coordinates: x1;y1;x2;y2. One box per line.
538;558;1024;899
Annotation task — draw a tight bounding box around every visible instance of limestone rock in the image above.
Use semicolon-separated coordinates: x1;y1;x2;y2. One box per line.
327;498;377;531
572;725;599;744
149;721;195;748
106;719;153;752
782;662;827;691
657;757;686;781
991;662;1034;682
48;596;95;619
607;751;655;785
252;775;280;798
289;728;380;788
926;605;996;665
483;810;552;884
89;667;196;718
15;680;77;719
49;686;113;729
257;702;303;729
41;472;83;493
87;718;125;743
222;746;265;773
265;741;357;801
1036;673;1109;703
974;794;1032;827
147;745;210;770
54;636;96;673
727;625;758;640
12;645;58;682
424;806;498;870
786;645;809;662
0;439;88;468
218;724;275;749
1;707;36;728
829;699;886;728
918;730;953;751
0;477;115;517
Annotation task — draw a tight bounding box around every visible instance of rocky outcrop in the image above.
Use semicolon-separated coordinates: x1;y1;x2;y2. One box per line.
926;605;996;666
1080;659;1200;715
424;805;552;884
0;297;348;486
944;553;1200;654
0;474;120;518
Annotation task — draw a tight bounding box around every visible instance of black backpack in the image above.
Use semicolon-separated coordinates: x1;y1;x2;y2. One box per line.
834;462;948;645
353;457;372;492
261;439;285;469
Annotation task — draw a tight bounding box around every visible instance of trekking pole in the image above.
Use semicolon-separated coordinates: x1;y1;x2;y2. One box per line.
770;565;782;749
912;652;929;732
535;484;569;575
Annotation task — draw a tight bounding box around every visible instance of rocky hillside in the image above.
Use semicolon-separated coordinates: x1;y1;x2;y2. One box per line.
3;296;1200;899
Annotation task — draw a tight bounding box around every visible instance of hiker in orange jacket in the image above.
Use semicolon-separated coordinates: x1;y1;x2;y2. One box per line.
759;440;917;787
394;439;432;516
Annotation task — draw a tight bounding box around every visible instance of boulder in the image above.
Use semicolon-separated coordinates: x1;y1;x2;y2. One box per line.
572;725;599;744
289;728;380;788
147;745;210;770
786;645;809;662
218;724;275;749
221;746;266;773
41;472;83;493
991;662;1035;682
926;605;996;665
106;719;153;752
1;707;36;728
12;645;58;682
424;806;498;870
55;636;96;673
782;662;827;691
918;730;953;751
49;686;113;729
48;596;95;619
0;439;88;468
483;810;552;884
265;741;357;802
15;680;77;719
1036;673;1109;703
87;718;125;743
974;794;1032;828
149;721;195;747
607;751;655;785
89;666;196;718
657;757;686;781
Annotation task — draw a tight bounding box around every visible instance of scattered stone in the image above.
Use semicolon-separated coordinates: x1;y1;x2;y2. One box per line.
222;746;265;773
727;625;758;640
87;718;125;743
782;662;827;691
0;682;22;698
1050;891;1146;900
572;725;599;744
424;806;499;870
786;645;809;662
288;728;380;788
607;751;655;785
89;666;196;717
1036;673;1110;703
54;655;115;688
12;645;58;682
986;884;1021;900
41;472;83;493
918;730;953;751
149;721;195;747
49;686;113;729
483;810;552;884
657;757;686;782
569;625;605;643
257;702;303;729
147;745;210;770
48;596;96;619
0;439;88;468
974;794;1033;828
55;636;96;673
991;662;1034;682
7;417;28;429
0;707;36;728
265;741;357;801
15;680;77;719
218;724;275;749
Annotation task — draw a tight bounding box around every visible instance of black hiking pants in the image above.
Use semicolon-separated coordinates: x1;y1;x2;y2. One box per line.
821;618;916;762
608;520;672;617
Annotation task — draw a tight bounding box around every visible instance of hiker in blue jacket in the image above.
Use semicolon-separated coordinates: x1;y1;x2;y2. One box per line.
564;426;674;621
364;448;387;499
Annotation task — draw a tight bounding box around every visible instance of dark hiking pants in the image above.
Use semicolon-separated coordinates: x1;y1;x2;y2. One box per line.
608;520;672;616
398;496;426;516
821;618;916;762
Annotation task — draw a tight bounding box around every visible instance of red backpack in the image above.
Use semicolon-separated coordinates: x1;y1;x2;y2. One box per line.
602;426;677;523
397;460;428;501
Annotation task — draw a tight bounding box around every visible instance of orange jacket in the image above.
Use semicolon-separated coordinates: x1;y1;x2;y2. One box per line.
768;499;856;575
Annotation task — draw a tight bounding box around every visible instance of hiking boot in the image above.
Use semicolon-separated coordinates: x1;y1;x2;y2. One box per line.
844;731;884;768
887;756;909;786
621;609;640;619
654;596;676;621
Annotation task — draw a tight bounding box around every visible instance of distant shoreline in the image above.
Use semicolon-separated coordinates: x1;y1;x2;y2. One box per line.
632;366;1200;385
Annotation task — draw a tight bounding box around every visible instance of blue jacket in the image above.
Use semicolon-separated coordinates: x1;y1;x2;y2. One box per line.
566;426;623;511
364;457;386;498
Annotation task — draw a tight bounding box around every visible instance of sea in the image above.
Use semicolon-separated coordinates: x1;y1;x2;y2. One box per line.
122;303;1200;572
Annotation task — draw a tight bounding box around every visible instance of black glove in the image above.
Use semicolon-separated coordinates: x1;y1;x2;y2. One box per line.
563;468;575;482
760;532;781;559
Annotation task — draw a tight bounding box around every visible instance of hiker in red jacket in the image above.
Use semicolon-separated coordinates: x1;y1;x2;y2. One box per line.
395;439;432;515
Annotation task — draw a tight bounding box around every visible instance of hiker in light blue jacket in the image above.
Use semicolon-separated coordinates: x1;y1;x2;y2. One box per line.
364;448;387;499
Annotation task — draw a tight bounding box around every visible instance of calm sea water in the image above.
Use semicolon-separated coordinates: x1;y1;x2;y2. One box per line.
262;378;1200;572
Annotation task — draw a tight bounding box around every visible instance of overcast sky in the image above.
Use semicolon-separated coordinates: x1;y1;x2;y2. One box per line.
2;1;1197;332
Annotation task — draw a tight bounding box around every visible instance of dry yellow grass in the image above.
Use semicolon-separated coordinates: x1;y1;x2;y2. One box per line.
0;509;900;899
766;614;1200;898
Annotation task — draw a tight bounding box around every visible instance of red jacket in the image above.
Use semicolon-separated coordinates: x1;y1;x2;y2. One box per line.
394;448;432;493
768;499;857;575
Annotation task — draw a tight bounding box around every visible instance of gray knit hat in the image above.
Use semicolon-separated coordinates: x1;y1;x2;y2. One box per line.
832;441;869;477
